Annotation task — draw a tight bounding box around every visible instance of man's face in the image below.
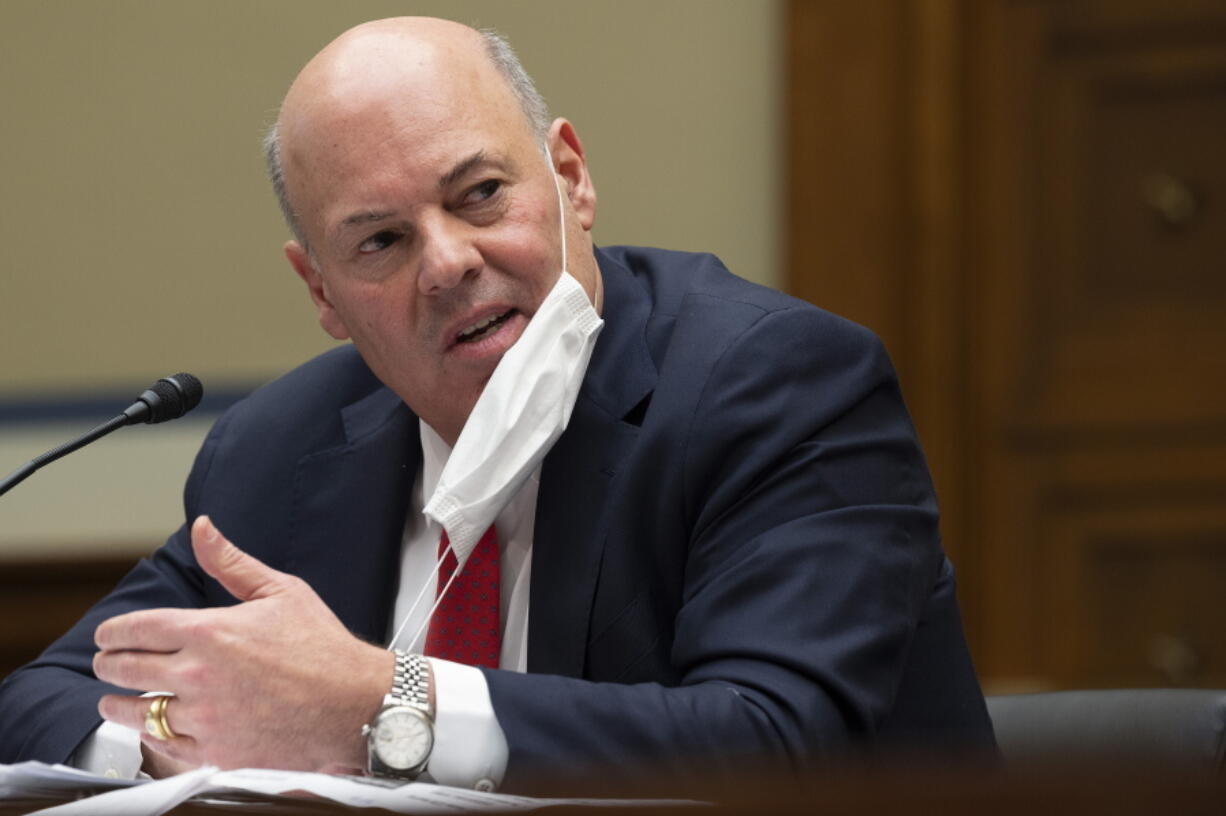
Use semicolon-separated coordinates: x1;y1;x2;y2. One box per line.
280;34;596;443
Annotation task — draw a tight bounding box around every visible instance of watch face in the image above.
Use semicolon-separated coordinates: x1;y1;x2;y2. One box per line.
374;707;432;771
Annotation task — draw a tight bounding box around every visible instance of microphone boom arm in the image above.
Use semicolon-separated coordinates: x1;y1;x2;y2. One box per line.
0;372;202;499
0;413;129;497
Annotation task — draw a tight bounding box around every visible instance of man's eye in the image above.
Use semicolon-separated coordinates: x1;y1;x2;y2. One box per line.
358;230;399;254
468;179;502;203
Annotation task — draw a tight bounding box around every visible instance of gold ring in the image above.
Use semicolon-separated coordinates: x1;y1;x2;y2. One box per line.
144;695;177;740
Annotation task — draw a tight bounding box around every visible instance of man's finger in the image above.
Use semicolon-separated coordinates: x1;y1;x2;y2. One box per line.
95;607;197;652
140;737;201;778
93;649;181;693
99;693;196;742
192;515;289;602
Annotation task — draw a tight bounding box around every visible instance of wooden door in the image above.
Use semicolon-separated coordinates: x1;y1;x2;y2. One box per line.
787;0;1226;690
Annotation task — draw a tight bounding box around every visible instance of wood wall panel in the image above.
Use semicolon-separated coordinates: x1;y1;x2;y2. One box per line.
785;1;912;362
1044;495;1226;687
972;0;1226;689
786;0;981;655
0;555;140;680
788;0;1226;691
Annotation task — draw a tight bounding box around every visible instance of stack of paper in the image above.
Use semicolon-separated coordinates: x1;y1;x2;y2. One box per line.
0;762;701;815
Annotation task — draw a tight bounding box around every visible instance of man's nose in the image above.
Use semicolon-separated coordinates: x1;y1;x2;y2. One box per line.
418;218;482;294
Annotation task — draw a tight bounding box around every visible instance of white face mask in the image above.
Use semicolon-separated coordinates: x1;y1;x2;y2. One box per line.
421;146;603;565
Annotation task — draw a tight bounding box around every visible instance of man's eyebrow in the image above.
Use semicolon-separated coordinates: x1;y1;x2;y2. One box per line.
339;210;396;229
332;152;501;238
438;150;495;189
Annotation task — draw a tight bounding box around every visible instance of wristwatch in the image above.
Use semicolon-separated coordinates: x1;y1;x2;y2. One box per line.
364;650;435;780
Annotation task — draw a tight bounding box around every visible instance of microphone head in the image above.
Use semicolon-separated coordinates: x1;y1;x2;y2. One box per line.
136;373;204;424
162;373;204;416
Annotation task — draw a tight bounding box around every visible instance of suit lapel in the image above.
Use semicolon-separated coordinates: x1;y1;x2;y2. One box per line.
285;386;419;644
528;250;656;676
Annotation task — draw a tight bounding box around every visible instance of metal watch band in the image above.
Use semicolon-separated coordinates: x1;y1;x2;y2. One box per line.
389;650;433;719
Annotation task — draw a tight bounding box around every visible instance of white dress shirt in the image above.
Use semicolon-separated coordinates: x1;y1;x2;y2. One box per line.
75;419;536;790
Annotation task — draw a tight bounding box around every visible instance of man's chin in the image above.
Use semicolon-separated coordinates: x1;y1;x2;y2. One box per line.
406;381;487;447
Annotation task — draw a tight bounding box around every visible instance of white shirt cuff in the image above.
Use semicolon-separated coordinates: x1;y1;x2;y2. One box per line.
70;720;143;779
425;657;508;791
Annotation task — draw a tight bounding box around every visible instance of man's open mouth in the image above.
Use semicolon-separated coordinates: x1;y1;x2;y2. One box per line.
456;309;514;343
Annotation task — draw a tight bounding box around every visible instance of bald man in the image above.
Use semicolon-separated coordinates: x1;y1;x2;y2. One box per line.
0;18;994;794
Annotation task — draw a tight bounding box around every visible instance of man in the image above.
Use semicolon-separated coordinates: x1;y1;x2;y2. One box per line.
0;17;994;794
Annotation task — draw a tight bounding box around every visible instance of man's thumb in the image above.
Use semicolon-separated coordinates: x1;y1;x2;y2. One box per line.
191;515;285;602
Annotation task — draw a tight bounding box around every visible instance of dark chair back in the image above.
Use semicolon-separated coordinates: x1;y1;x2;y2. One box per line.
986;689;1226;772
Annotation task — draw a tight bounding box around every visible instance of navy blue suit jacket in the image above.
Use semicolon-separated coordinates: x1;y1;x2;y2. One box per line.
0;247;994;792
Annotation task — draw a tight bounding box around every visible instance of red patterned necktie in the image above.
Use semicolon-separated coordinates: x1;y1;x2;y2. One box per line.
423;526;501;668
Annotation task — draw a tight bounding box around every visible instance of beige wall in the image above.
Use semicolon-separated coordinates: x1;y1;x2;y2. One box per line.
0;1;780;552
0;0;781;396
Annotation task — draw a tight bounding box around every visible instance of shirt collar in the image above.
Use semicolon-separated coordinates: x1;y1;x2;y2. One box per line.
418;419;452;507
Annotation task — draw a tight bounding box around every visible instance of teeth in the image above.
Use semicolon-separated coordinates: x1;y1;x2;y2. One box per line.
458;311;509;341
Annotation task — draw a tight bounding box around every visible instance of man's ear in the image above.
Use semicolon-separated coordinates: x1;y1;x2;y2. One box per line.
547;118;596;231
285;241;350;340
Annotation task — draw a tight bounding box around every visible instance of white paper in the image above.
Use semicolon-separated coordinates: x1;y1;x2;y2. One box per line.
0;762;701;815
0;760;143;797
210;768;540;813
24;765;216;816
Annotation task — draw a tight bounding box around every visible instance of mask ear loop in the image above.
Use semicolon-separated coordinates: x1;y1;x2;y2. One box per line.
547;144;601;314
386;538;468;653
553;150;568;278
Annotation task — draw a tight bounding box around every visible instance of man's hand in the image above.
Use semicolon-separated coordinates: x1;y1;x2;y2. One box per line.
94;515;394;775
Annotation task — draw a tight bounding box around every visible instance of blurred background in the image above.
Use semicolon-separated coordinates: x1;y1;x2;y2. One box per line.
1;1;1223;696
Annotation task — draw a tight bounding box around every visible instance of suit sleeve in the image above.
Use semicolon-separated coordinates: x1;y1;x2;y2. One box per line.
0;412;230;764
483;307;946;794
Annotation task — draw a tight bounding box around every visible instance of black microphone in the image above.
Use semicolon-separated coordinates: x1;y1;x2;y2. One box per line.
121;372;204;425
0;373;203;498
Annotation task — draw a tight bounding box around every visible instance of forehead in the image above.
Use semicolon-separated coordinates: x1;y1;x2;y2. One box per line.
280;36;539;230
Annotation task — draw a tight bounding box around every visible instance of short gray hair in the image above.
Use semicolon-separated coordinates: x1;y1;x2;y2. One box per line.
262;122;299;244
263;27;551;248
479;28;550;141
